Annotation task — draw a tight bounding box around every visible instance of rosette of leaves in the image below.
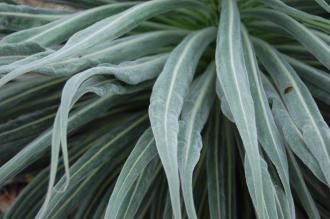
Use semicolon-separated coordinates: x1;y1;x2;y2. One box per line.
0;0;329;218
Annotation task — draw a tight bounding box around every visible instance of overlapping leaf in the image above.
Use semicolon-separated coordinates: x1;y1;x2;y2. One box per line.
215;0;267;217
149;27;216;219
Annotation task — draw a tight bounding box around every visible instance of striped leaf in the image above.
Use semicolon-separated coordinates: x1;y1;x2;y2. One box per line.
0;0;210;87
0;3;70;31
243;8;330;70
262;75;327;184
215;0;267;217
105;128;158;219
254;38;330;186
149;27;216;219
241;28;295;218
178;63;215;219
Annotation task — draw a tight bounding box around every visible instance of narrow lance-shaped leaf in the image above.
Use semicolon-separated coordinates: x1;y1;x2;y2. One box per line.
149;27;216;219
262;0;330;32
105;128;158;219
0;0;210;87
178;63;215;219
116;155;161;219
37;113;148;219
313;0;330;13
235;133;280;219
215;80;234;122
262;75;327;184
49;54;165;197
0;42;47;65
244;158;279;219
0;3;71;31
0;2;134;46
215;0;267;217
241;28;295;218
282;54;330;93
31;31;182;77
42;152;127;219
242;8;330;70
0;30;183;76
41;79;151;218
0;51;52;74
254;38;330;185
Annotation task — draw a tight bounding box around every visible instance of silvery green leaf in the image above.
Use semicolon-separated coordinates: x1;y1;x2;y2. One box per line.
215;80;234;122
105;128;157;219
51;54;162;189
262;0;330;32
254;38;330;185
0;0;208;87
236;133;280;219
244;158;279;219
0;3;71;31
262;74;328;184
44;79;151;218
0;41;46;60
38;113;148;219
149;27;216;219
0;30;182;76
0;2;134;46
42;154;124;219
178;63;215;219
32;30;180;77
243;9;330;70
241;27;294;218
283;55;330;93
116;158;160;219
215;0;267;217
0;50;53;74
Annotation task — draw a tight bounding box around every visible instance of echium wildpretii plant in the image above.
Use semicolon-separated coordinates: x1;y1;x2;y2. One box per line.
0;0;329;218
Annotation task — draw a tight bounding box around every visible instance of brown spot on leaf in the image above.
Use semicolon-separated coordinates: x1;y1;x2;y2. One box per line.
284;86;293;95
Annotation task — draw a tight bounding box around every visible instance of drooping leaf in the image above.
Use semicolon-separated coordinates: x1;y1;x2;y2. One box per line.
215;0;267;217
241;28;295;218
37;113;148;218
149;27;216;219
0;2;134;46
262;75;327;184
283;54;330;93
105;128;158;219
116;159;161;219
0;0;210;87
0;3;71;31
262;0;330;32
254;38;330;186
0;30;183;76
178;63;215;219
243;8;330;70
